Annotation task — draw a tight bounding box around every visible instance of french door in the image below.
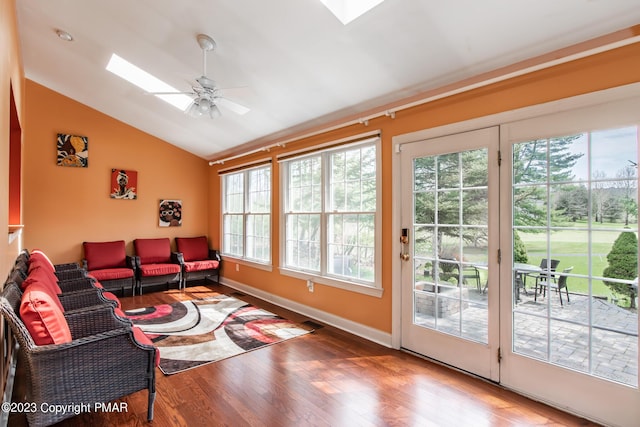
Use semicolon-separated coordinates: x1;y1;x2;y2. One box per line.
399;92;640;426
400;127;500;381
499;97;640;427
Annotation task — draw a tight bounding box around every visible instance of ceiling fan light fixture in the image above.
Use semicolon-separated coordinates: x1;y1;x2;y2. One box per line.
197;97;211;113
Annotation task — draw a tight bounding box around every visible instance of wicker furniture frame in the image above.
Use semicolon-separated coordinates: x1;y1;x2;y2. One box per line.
0;282;156;426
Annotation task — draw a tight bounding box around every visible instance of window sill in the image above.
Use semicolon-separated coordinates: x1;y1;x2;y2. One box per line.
8;224;23;245
279;267;384;298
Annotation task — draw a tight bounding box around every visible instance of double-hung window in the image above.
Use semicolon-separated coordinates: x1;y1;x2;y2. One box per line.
281;136;381;295
221;164;271;265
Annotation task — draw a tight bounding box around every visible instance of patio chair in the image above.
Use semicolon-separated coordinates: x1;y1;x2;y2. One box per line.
529;258;560;290
462;265;482;292
535;266;573;306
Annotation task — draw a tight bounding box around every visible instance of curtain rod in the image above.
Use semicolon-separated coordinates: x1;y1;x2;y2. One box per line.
209;33;640;167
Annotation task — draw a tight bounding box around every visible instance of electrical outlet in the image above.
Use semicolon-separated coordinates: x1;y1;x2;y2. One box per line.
235;263;239;272
307;280;314;292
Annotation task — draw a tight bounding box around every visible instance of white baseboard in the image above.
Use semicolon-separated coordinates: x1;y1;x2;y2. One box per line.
219;276;393;348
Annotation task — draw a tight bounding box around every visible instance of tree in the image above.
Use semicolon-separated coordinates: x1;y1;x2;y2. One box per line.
555;185;589;221
602;231;638;309
513;136;584;227
616;165;638;226
592;170;607;223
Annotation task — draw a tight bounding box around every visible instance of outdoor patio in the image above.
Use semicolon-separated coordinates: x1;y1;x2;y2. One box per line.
414;284;638;386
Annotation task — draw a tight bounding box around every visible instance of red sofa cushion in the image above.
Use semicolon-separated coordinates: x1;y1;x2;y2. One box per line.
176;236;209;262
20;284;72;345
83;240;127;271
139;263;181;277
184;260;219;272
89;268;134;282
134;238;172;264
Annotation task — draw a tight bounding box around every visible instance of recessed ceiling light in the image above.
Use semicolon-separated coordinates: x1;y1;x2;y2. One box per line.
319;0;385;25
106;53;192;111
55;29;73;42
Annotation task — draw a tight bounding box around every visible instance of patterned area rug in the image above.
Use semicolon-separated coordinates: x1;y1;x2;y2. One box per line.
125;295;313;375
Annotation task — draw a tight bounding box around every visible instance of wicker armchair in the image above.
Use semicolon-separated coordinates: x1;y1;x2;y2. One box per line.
0;283;157;426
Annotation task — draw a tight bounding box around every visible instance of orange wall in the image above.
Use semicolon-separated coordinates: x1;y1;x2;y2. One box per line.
22;81;210;263
210;42;640;334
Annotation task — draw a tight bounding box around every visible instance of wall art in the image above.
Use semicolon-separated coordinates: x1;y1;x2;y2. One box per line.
159;199;182;227
57;133;88;167
110;169;138;199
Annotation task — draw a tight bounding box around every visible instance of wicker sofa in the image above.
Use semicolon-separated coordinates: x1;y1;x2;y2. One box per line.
1;258;157;426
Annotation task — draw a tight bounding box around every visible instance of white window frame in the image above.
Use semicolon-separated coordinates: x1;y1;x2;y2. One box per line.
279;136;383;297
221;163;272;269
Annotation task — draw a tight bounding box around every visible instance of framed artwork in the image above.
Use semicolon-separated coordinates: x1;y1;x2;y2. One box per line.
159;199;182;227
110;169;138;199
57;133;88;167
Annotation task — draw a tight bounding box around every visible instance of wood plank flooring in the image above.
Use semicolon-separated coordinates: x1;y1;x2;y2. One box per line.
8;284;599;426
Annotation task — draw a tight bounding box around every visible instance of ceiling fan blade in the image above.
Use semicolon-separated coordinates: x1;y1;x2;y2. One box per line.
218;97;250;115
145;91;194;96
196;75;216;90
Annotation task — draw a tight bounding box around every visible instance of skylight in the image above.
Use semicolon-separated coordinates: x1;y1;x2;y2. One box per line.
106;53;192;111
319;0;385;25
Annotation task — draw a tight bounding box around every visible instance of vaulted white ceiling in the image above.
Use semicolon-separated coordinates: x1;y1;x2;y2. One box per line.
16;0;640;160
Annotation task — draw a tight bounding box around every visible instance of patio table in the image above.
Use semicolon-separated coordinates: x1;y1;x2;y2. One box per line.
514;263;542;302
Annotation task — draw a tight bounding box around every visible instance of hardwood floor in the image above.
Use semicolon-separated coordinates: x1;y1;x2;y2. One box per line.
8;283;599;427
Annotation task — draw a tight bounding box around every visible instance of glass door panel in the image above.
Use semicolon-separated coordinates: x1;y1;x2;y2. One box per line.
511;127;638;387
401;127;499;381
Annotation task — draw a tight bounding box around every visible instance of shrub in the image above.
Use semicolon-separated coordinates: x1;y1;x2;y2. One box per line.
513;230;528;264
602;231;637;308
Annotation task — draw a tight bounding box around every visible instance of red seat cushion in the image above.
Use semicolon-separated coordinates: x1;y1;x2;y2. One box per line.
89;268;134;282
20;284;72;345
132;326;160;367
139;263;181;277
134;238;172;264
184;260;219;272
176;236;209;262
83;240;127;270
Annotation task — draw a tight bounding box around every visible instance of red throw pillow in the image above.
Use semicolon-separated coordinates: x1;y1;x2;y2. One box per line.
176;236;209;262
83;240;127;271
20;285;72;345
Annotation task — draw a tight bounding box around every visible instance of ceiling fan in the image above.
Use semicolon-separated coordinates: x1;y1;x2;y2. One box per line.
153;34;249;118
